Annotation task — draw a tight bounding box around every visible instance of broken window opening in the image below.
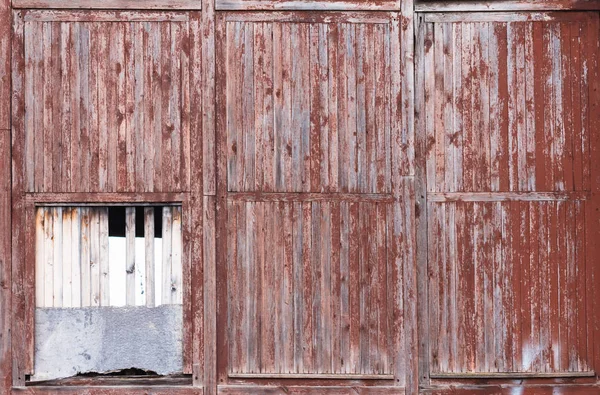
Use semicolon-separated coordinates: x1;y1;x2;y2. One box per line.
32;205;184;382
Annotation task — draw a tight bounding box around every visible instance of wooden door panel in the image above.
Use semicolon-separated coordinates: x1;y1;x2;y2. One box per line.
222;14;409;194
226;199;398;376
422;14;595;194
20;11;194;193
418;12;599;376
428;199;590;374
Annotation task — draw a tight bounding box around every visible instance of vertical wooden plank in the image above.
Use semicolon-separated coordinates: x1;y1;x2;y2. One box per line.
171;22;183;192
89;208;100;307
261;201;275;372
51;208;63;307
262;23;275;193
0;0;10;130
80;207;91;307
11;10;25;384
35;209;45;308
142;23;155;193
172;206;183;304
312;202;323;372
77;23;88;193
433;23;445;194
125;206;136;306
525;24;536;192
71;208;81;308
145;207;156;307
89;23;100;192
162;206;173;305
98;23;109;192
283;203;294;372
42;23;53;192
62;208;72;308
302;201;313;373
0;105;12;392
328;23;339;193
202;0;216;197
99;207;109;306
242;23;254;192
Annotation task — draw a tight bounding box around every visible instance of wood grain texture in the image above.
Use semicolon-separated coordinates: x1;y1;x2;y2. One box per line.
422;16;595;195
0;0;9;130
417;12;599;378
215;0;400;11
20;12;193;194
13;0;202;9
222;16;410;194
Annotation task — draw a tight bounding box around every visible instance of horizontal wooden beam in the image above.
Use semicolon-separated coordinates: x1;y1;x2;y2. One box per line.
427;191;590;203
228;373;395;380
221;11;394;23
429;371;596;379
420;10;595;22
228;192;394;203
13;387;202;394
216;0;399;11
14;0;201;10
415;0;600;12
25;192;188;205
22;9;191;22
220;385;403;393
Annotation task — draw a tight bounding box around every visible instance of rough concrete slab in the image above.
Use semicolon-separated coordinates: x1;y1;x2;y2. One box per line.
32;305;183;381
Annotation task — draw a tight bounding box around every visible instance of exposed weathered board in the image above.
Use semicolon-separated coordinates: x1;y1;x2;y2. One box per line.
0;128;12;393
428;200;591;374
18;12;193;194
222;15;410;194
0;0;9;129
417;11;600;379
215;0;400;11
34;206;183;308
421;16;595;194
227;200;393;375
13;0;202;9
415;0;600;13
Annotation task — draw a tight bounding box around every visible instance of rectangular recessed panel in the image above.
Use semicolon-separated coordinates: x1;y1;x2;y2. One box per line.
428;199;590;374
223;17;407;193
226;199;403;376
22;18;192;193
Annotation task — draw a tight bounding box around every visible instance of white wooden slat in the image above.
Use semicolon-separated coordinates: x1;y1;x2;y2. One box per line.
62;208;73;308
162;206;173;305
52;207;63;307
80;207;91;307
90;208;101;307
99;208;110;306
171;205;182;305
145;207;156;307
35;208;45;307
126;207;136;306
71;208;82;308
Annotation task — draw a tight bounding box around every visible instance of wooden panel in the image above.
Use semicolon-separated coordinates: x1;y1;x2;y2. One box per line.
226;198;400;376
428;200;592;374
20;12;193;193
421;15;596;194
222;15;409;193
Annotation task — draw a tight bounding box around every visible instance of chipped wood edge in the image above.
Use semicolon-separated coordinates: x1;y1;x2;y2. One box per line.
416;0;600;13
421;11;596;23
13;0;202;10
23;10;190;22
221;11;394;23
215;0;400;11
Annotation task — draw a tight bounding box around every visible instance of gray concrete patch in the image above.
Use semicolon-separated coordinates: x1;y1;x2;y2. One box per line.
32;305;183;381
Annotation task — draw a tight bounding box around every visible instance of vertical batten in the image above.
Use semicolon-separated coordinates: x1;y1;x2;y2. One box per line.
61;208;73;308
71;208;81;308
125;206;136;305
80;207;91;307
145;207;156;307
35;208;45;308
99;208;109;306
89;208;100;307
162;206;173;305
171;206;183;304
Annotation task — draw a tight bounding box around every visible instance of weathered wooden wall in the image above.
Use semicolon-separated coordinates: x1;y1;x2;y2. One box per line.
2;0;600;394
415;8;600;393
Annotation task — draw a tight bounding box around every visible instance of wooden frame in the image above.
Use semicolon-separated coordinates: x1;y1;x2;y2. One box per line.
414;9;600;390
21;195;194;382
12;0;202;10
215;0;399;12
415;0;600;12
